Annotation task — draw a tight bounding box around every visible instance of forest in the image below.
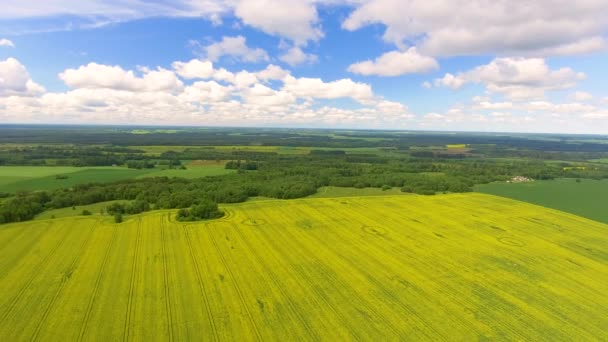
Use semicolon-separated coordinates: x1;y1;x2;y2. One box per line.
1;126;608;224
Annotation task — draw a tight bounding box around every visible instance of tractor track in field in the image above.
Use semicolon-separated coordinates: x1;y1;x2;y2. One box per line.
0;224;74;323
77;225;118;342
31;222;98;341
267;205;416;339
250;212;369;340
304;204;449;340
160;214;175;342
208;229;263;341
0;221;47;252
182;225;219;342
230;222;320;341
123;218;142;342
0;222;52;279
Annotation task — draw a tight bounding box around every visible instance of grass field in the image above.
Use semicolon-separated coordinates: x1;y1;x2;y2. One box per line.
475;178;608;224
136;165;235;179
0;166;85;188
309;186;408;198
0;167;156;193
0;164;234;193
0;193;606;340
34;200;128;220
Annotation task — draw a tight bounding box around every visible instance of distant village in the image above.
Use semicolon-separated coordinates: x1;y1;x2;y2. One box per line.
507;176;534;183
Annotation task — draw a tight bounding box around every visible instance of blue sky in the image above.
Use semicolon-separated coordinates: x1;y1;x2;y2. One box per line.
0;0;607;133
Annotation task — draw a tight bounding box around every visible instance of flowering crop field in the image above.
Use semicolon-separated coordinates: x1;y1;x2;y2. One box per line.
0;193;606;341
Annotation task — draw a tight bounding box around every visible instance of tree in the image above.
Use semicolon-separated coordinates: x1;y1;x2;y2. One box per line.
176;199;223;222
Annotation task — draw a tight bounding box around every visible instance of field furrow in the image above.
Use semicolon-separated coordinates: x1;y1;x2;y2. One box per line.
0;193;606;341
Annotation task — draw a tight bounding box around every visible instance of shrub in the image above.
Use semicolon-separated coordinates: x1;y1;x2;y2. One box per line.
176;199;223;222
114;213;123;223
81;210;92;216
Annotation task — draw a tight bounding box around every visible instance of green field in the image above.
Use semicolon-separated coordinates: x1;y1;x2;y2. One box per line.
34;201;128;220
0;165;234;193
0;167;156;193
308;186;408;198
1;193;606;340
0;166;85;188
475;178;608;224
136;165;235;179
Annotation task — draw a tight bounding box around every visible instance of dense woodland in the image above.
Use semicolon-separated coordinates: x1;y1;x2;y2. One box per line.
1;126;608;224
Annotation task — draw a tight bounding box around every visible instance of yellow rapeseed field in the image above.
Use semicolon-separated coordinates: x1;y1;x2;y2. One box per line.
0;193;606;341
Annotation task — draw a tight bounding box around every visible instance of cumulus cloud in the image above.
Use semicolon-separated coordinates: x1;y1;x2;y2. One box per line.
2;57;422;128
3;56;605;132
233;0;323;45
199;35;269;63
0;58;45;96
282;75;374;103
279;47;318;66
59;63;183;92
433;73;466;90
181;81;233;103
571;91;593;101
347;48;438;76
1;1;325;45
342;0;608;57
172;59;216;79
256;64;290;81
0;38;15;47
432;57;585;100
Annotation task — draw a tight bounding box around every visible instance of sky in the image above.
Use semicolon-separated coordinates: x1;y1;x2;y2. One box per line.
0;1;607;134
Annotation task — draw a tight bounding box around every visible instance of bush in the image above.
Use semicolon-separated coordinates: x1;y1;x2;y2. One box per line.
81;209;92;216
176;199;223;222
114;213;123;223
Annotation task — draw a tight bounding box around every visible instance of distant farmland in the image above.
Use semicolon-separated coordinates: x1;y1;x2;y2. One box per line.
475;178;608;224
0;164;234;193
0;194;606;340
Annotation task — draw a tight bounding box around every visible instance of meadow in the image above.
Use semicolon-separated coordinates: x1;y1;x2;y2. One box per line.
308;186;408;198
0;167;156;193
0;164;234;193
475;178;608;224
1;193;606;341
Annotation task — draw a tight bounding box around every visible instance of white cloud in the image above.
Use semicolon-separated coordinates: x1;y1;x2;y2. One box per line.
181;81;233;103
0;1;231;30
201;36;269;63
347;48;438;76
59;63;183;92
256;64;290;81
0;58;45;96
172;59;215;79
424;113;445;120
242;83;297;107
0;1;325;45
582;111;608;119
233;0;323;44
571;91;593;101
3;57;417;128
279;47;318;66
531;36;607;56
342;0;608;57
433;73;466;90
282;75;374;103
3;56;605;132
433;58;585;100
0;39;15;47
